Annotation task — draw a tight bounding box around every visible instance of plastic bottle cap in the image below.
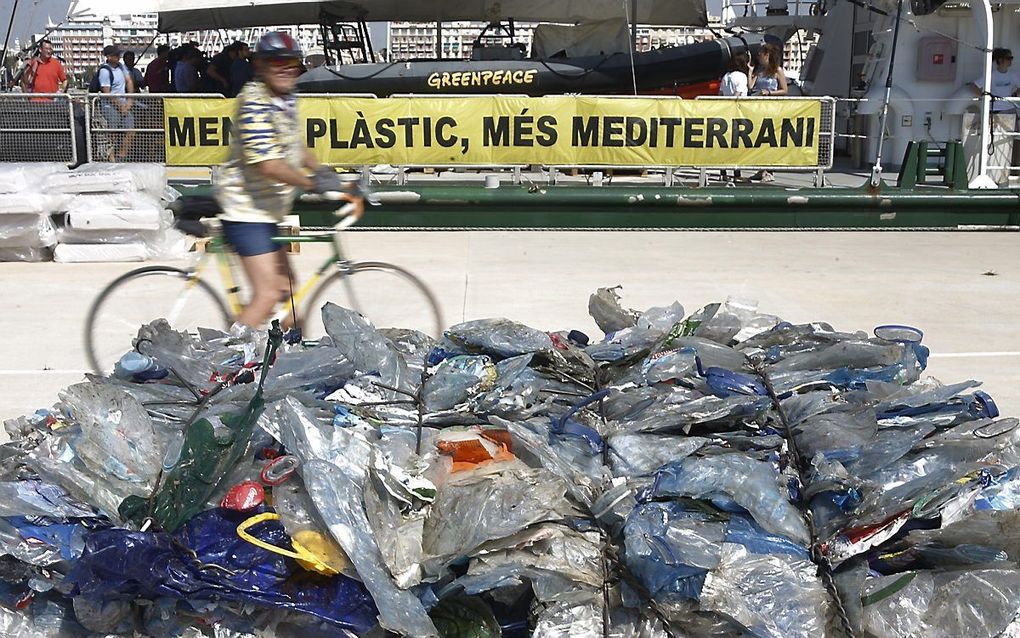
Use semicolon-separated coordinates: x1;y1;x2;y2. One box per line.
260;455;299;486
220;481;265;512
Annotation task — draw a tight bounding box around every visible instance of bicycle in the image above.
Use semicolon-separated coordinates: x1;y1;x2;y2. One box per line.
84;195;444;374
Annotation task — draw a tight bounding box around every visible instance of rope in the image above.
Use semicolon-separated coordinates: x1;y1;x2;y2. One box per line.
751;361;857;638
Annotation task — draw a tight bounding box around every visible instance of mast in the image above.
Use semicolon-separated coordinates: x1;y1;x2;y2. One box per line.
1;0;21;86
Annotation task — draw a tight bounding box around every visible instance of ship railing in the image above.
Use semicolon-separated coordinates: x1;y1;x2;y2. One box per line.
0;92;79;165
832;95;1020;183
721;0;825;20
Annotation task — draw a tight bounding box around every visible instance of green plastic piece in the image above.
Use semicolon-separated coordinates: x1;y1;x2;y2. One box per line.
120;324;283;531
430;596;501;638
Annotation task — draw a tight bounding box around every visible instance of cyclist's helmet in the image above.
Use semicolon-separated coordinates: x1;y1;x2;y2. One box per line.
254;31;303;59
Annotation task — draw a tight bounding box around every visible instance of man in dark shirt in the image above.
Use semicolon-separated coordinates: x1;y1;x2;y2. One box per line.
229;42;253;97
123;51;145;92
143;44;172;93
207;41;243;94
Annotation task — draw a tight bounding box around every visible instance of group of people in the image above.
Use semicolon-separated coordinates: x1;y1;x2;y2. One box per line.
162;41;255;96
717;41;789;182
17;39;255;97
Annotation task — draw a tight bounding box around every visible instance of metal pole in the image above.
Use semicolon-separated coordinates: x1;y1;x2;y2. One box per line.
625;0;638;95
630;0;638;49
870;0;905;186
1;0;21;87
970;0;995;187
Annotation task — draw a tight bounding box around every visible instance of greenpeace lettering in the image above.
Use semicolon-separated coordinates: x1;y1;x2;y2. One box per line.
425;69;538;90
163;95;826;167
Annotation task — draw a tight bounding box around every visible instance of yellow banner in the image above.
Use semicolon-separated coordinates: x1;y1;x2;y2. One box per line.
163;98;235;166
164;96;823;167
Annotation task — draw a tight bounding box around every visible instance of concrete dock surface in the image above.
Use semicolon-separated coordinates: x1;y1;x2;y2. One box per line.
1;230;1018;433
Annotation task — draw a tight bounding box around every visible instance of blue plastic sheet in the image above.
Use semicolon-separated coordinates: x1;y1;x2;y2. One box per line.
64;507;377;633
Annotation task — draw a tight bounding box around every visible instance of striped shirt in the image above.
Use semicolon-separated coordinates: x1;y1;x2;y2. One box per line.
215;80;305;223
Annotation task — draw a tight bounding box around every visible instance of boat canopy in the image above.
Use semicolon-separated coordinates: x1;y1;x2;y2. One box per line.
156;0;708;32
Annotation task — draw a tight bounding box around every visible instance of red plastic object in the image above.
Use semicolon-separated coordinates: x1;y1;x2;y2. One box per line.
220;480;265;512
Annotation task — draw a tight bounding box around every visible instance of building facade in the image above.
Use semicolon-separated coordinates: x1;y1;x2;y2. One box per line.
41;13;159;81
383;21;722;62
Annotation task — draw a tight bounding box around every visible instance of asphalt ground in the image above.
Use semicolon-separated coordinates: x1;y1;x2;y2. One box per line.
1;230;1018;435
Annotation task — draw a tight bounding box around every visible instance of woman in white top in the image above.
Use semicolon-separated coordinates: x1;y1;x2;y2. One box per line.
720;52;751;181
720;51;751;97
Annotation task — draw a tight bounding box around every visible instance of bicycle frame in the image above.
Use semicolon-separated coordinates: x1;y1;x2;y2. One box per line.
194;226;354;324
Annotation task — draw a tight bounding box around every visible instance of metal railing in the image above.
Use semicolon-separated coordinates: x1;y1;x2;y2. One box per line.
722;0;825;18
86;93;227;164
833;94;1020;185
0;93;79;165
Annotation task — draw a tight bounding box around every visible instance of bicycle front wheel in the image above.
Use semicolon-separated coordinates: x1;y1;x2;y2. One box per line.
302;261;444;340
85;266;231;374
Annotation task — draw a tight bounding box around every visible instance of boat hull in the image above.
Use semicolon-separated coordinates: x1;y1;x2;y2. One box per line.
297;35;762;96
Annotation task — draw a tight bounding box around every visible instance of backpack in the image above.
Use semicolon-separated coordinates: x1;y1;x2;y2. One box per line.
88;63;116;93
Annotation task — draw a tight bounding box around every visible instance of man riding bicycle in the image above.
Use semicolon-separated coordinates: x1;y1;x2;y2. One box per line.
214;31;363;332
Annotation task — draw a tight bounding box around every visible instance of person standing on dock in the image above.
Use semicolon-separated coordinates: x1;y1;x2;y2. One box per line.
720;52;751;184
19;40;67;98
97;45;136;161
968;48;1020;110
208;42;243;95
229;43;254;97
123;51;145;93
749;42;788;182
968;47;1020;182
144;45;172;93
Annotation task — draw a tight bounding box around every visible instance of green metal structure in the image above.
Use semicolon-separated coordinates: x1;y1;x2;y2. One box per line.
175;147;1020;230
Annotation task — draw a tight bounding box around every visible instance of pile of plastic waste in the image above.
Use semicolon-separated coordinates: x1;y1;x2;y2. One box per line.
3;288;1020;637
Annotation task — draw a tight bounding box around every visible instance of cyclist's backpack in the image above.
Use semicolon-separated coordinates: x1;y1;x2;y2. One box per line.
88;63;116;93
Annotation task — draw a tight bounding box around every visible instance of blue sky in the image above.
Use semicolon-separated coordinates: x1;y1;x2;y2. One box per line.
2;0;71;49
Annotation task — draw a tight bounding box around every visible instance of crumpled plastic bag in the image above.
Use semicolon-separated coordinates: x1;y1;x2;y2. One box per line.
444;318;553;358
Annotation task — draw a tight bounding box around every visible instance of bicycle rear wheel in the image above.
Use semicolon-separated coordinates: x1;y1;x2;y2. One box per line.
301;261;444;340
85;266;231;374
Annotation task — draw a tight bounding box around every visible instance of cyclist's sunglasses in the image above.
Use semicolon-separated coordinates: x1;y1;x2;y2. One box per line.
267;57;301;69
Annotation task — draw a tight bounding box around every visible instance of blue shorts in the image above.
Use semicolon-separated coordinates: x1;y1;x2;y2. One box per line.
100;101;135;129
221;221;281;257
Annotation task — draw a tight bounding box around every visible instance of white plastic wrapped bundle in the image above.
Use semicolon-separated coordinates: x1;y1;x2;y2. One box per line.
0;246;53;262
66;196;168;231
0;163;69;194
53;243;147;263
43;163;166;197
0;193;71;215
0;214;57;248
53;228;191;261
